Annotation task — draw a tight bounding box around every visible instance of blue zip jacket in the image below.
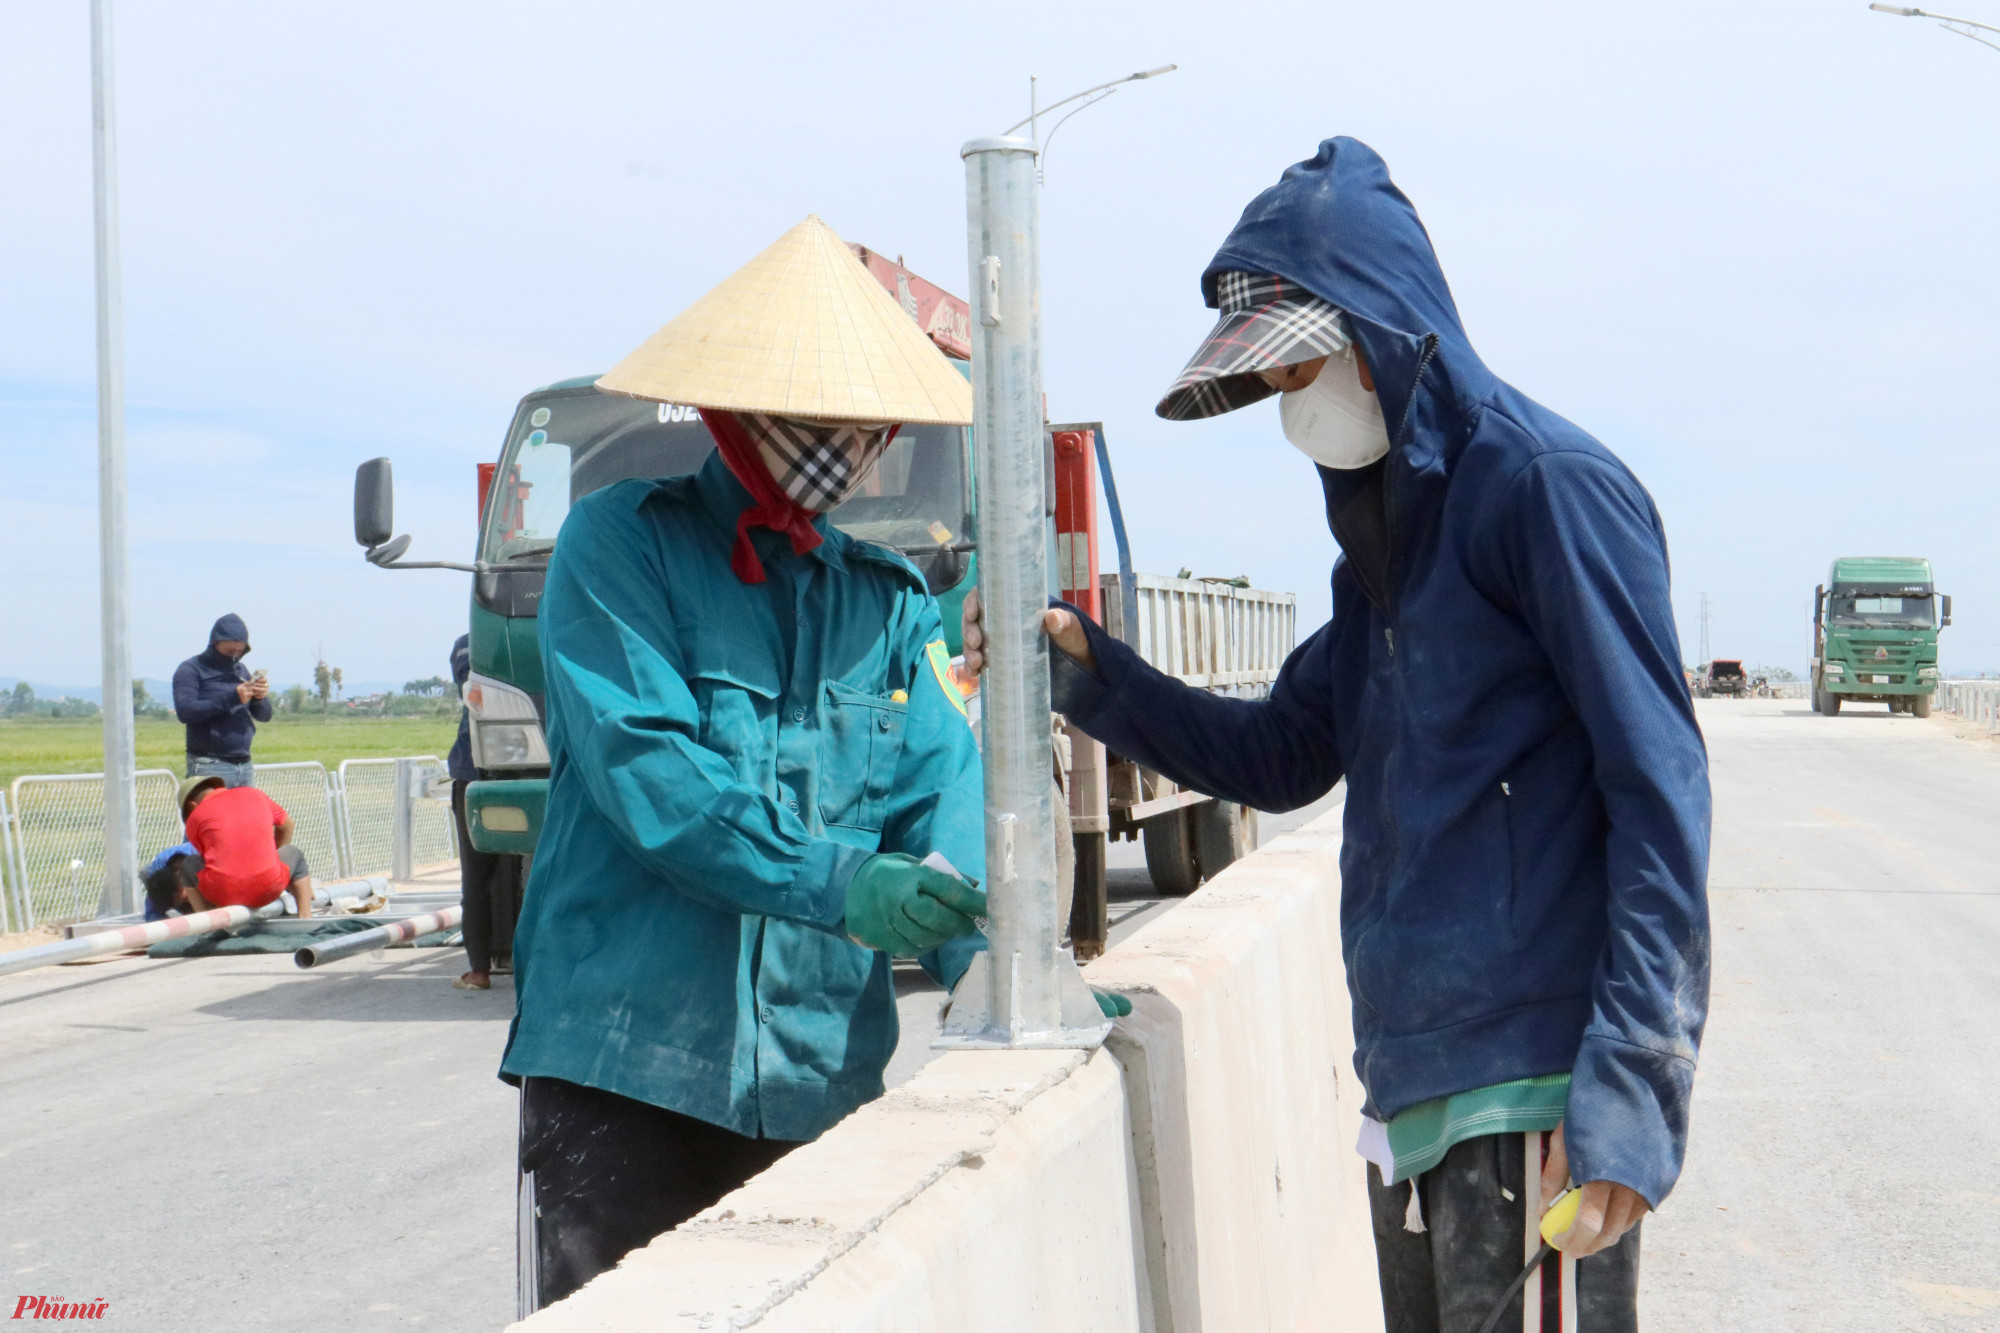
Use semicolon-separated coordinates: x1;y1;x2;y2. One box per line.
1054;138;1710;1206
501;451;985;1142
172;614;271;763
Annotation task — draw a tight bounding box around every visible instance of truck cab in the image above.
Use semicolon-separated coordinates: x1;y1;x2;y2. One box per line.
452;376;977;854
352;249;1290;957
1811;556;1950;717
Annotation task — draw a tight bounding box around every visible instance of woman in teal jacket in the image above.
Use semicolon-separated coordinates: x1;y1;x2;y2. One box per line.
502;216;989;1311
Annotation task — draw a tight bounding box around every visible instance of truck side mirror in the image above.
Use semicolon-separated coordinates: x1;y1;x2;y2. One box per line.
1941;594;1952;627
1814;584;1824;628
354;458;395;549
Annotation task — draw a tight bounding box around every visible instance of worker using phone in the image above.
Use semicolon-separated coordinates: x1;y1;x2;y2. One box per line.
171;613;271;789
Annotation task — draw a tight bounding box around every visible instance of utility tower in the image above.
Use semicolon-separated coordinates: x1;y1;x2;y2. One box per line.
1699;593;1712;665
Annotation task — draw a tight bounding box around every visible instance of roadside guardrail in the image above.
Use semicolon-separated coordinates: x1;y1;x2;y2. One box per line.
0;755;457;933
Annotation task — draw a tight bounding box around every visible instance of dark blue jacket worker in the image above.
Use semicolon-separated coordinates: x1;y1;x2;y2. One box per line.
968;139;1710;1332
501;215;990;1312
172;613;271;788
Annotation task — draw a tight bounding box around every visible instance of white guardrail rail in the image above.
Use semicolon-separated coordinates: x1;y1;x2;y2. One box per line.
0;755;457;934
1936;679;2000;731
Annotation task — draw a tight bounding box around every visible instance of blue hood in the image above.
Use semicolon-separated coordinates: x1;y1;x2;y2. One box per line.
208;614;251;652
1203;136;1498;479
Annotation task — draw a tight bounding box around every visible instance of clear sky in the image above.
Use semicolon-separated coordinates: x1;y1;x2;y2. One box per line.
4;0;1996;690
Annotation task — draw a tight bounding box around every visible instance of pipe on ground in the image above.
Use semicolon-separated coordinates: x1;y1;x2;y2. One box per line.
0;877;390;979
293;904;462;969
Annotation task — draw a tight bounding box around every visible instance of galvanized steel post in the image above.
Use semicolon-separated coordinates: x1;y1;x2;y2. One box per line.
937;137;1106;1050
92;0;138;920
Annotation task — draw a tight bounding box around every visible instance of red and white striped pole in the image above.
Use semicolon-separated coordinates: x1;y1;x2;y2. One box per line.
293;905;463;969
0;903;264;978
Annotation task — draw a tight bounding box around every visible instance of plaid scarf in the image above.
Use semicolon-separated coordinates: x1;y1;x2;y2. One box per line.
698;410;900;584
738;412;898;512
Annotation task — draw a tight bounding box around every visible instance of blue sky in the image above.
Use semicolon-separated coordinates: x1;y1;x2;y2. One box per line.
4;0;1997;689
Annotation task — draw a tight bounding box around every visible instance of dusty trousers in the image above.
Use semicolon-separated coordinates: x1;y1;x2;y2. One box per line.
1368;1131;1642;1333
516;1076;801;1314
451;780;520;972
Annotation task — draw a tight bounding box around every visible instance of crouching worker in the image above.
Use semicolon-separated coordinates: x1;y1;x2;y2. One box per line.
500;216;992;1312
162;774;314;917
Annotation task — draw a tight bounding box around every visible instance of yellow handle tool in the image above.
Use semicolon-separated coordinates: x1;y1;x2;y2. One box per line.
1539;1186;1582;1246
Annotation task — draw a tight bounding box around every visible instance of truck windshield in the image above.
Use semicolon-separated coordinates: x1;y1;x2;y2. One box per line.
479;390;972;566
1828;590;1935;629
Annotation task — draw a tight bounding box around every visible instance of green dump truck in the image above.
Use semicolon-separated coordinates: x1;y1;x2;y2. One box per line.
350;248;1293;957
1811;557;1951;717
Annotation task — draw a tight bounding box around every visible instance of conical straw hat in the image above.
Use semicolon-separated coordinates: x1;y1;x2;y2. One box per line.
597;215;973;426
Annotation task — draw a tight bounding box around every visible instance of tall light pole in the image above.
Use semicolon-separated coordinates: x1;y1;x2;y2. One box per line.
1869;3;2000;53
92;0;138;919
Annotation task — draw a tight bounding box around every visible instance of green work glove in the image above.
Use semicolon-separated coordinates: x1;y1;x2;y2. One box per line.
844;853;987;956
1092;988;1132;1018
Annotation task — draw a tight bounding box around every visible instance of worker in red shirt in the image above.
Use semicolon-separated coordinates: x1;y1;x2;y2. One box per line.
173;774;315;917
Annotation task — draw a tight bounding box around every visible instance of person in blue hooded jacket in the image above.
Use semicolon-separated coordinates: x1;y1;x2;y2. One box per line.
966;139;1710;1331
171;613;271;787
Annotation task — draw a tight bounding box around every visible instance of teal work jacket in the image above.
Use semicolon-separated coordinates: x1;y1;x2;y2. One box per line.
500;451;986;1142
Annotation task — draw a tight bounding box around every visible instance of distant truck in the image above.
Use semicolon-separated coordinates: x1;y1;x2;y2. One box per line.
351;247;1294;958
1811;557;1951;717
1697;659;1747;698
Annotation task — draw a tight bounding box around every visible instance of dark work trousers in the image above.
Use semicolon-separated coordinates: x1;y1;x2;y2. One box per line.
516;1076;801;1315
451;779;520;972
1368;1131;1642;1333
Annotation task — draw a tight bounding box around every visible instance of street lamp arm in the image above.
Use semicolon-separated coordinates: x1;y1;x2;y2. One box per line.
1000;65;1176;136
1869;2;2000;38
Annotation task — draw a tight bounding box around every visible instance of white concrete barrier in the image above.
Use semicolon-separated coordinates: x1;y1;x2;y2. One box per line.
513;809;1379;1333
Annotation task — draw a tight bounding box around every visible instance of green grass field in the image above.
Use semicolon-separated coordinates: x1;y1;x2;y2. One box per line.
0;715;461;789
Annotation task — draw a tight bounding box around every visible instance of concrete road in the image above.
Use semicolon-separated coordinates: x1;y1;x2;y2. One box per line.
1646;697;2000;1330
28;692;2000;1332
0;792;1340;1333
0;939;519;1332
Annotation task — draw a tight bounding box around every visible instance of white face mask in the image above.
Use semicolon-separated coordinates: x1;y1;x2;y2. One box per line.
1278;346;1391;470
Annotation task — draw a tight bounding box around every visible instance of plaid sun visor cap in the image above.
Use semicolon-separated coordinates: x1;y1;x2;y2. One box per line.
1155;271;1349;421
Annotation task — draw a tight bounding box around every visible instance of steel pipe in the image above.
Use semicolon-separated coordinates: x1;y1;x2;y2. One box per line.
0;903;264;978
937;137;1106;1050
293;904;462;969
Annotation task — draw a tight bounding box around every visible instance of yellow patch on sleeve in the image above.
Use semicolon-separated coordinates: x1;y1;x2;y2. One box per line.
924;639;968;718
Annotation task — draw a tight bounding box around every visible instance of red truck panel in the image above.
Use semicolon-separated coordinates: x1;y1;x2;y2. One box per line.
850;245;972;360
1052;428;1100;621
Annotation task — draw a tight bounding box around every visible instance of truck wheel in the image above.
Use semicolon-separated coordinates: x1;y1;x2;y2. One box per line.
1143;808;1202;897
1193;800;1253;879
1913;694;1932;719
1822;692;1841;716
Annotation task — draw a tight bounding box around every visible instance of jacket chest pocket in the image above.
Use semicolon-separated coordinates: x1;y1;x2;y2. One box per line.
686;655;781;789
817;681;907;831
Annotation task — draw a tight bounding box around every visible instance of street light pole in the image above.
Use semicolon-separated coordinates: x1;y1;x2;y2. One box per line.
92;0;138;919
938;137;1108;1051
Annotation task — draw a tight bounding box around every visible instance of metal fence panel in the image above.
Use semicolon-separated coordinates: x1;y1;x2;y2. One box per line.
6;770;182;929
251;762;346;883
337;757;457;876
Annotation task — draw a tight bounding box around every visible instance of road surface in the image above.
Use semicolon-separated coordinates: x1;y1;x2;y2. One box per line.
1645;697;2000;1329
3;701;1994;1329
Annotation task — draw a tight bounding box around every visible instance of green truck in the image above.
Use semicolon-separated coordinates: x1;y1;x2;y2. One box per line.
1811;557;1951;716
349;248;1291;956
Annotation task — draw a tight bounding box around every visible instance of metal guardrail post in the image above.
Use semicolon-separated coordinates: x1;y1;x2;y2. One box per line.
938;134;1106;1051
391;757;416;882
